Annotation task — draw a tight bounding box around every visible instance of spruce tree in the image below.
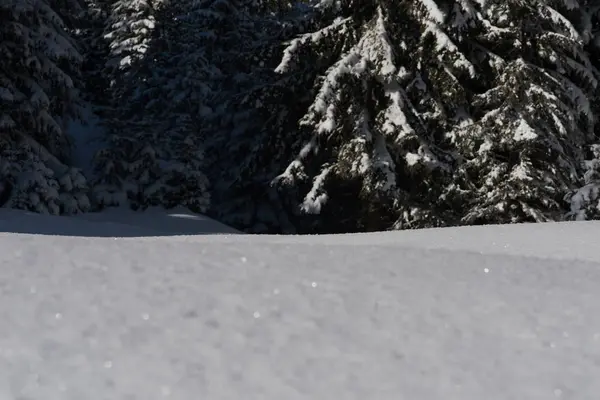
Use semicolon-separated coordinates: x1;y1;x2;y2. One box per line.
91;0;165;207
220;0;598;233
225;0;468;233
92;0;211;212
78;0;113;107
0;0;90;214
565;0;600;220
204;1;310;233
449;0;597;225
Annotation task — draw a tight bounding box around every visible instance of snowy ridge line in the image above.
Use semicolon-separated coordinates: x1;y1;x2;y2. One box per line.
165;220;600;263
2;206;599;263
169;234;600;266
94;234;600;268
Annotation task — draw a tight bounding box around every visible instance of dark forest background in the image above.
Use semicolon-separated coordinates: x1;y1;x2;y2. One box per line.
2;0;600;234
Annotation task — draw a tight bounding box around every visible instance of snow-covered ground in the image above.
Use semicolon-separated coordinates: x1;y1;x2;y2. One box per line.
1;209;599;399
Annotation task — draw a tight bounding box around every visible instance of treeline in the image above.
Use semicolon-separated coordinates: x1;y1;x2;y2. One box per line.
2;0;600;233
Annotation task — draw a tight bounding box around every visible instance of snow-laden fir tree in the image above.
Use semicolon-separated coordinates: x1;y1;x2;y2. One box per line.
238;0;473;233
88;0;163;206
204;1;313;233
0;141;90;214
565;144;600;219
102;0;162;95
448;0;598;225
230;0;597;233
50;0;85;26
0;0;91;214
82;0;164;119
565;0;600;220
77;0;113;107
92;0;211;211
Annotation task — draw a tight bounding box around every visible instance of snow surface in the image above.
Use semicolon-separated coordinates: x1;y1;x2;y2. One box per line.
1;210;600;399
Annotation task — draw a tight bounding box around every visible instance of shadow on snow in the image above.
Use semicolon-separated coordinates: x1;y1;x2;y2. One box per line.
0;206;239;237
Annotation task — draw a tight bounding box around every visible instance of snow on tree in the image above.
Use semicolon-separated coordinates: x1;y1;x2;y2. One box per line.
565;1;600;220
565;144;600;220
102;0;162;93
92;0;210;212
204;1;311;233
220;0;598;233
0;141;90;215
91;0;165;207
450;0;598;225
77;0;113;108
232;0;473;233
0;0;91;215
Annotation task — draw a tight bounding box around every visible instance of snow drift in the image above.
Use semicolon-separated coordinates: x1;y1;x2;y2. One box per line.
0;209;599;399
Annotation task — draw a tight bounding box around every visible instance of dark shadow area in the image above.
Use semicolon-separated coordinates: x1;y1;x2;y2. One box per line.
0;207;239;237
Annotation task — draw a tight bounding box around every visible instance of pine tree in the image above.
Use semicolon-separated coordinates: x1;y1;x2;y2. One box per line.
78;0;113;107
92;0;211;212
90;0;165;207
448;0;597;225
566;144;600;219
204;1;311;233
50;0;85;26
102;0;160;88
225;0;467;233
219;0;597;233
0;0;90;214
565;0;600;220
